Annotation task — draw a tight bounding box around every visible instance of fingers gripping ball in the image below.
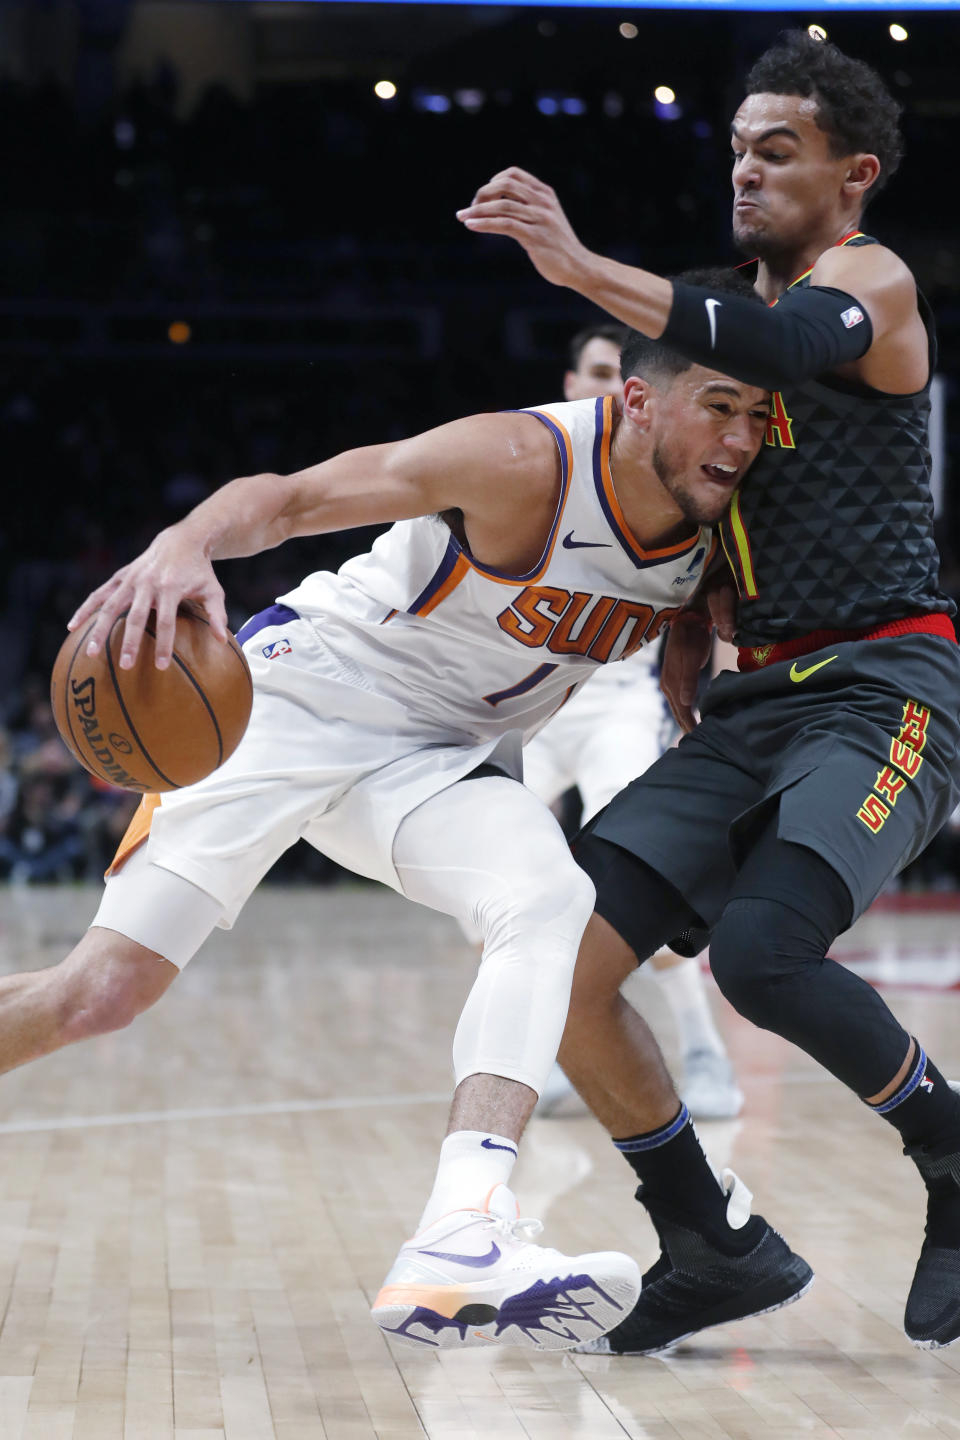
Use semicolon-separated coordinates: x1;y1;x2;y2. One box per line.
51;602;253;792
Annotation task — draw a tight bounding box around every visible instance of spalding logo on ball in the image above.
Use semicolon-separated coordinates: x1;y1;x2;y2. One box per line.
51;601;253;792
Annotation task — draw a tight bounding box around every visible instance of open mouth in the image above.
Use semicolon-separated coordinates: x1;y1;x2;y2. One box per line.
702;463;739;485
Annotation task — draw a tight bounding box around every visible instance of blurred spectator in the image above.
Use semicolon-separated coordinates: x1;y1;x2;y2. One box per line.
0;772;86;884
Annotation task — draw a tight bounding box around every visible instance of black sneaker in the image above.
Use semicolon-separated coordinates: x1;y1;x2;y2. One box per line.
905;1140;960;1349
575;1170;813;1356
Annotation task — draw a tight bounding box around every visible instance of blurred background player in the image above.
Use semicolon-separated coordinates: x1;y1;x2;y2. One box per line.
530;323;743;1121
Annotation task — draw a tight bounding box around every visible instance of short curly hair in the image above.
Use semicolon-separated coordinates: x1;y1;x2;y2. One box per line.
621;267;762;383
745;30;903;200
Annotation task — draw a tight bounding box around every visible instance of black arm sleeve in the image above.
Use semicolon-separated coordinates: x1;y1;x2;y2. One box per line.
659;281;873;390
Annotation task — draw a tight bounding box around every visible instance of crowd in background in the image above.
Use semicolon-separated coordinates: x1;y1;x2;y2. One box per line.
3;34;960;889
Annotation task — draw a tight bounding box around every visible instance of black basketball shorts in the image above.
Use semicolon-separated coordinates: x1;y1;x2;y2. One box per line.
580;634;960;930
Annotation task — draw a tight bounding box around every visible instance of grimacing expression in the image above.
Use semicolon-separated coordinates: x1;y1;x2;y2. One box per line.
649;368;771;526
731;92;861;258
564;337;624;401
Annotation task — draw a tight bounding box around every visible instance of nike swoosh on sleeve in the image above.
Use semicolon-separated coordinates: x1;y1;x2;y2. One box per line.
705;297;721;348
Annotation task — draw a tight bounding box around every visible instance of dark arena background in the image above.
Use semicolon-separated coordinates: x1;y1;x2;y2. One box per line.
3;4;960;1436
3;1;960;890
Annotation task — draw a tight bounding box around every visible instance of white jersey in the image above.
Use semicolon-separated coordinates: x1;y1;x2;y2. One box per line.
281;395;713;747
523;646;675;821
110;396;714;904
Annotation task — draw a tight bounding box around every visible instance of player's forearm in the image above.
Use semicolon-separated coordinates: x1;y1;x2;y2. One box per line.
561;251;674;338
178;441;431;558
172;472;300;560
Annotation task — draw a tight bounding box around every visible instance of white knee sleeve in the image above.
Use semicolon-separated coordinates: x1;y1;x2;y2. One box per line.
394;777;596;1094
93;844;225;969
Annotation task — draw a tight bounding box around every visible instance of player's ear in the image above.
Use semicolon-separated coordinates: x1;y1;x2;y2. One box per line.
843;152;880;204
562;370;576;400
621;374;654;429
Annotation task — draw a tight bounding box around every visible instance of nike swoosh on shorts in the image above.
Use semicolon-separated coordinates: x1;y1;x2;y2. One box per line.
789;655;839;683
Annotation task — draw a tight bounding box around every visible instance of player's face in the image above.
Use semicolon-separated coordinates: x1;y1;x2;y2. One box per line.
730;93;856;257
563;337;624;400
649;367;771;526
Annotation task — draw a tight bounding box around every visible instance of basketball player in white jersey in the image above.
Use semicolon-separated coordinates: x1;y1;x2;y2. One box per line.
10;274;770;1353
532;324;743;1121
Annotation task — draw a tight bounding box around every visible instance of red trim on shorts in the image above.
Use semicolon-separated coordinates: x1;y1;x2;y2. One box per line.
737;613;957;673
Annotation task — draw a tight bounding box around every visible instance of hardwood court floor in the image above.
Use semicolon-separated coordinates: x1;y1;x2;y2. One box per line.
2;882;960;1439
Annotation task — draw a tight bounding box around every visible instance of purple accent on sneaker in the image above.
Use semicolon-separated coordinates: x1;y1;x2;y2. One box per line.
419;1241;501;1268
236;603;300;646
381;1308;471;1346
481;1138;518;1156
379;1275;625;1348
495;1273;622;1343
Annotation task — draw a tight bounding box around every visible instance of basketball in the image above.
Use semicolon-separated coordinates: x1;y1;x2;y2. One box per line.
50;601;253;793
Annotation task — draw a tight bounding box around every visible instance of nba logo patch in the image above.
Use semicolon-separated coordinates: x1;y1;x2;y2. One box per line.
262;638;292;659
841;305;864;329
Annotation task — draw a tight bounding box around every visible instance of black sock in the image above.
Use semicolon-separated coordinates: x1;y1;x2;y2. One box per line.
866;1043;960;1151
613;1105;759;1256
867;1045;960;1246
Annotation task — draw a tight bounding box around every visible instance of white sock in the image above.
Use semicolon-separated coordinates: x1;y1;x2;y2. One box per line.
417;1130;518;1231
653;953;727;1058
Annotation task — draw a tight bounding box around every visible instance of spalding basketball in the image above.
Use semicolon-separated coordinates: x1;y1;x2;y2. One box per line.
51;602;253;792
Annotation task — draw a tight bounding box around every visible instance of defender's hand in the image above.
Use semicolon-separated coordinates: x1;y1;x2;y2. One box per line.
457;167;591;289
661;610;714;733
706;579;738;644
67;529;228;670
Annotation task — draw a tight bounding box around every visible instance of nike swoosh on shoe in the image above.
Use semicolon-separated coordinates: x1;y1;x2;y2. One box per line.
418;1242;502;1268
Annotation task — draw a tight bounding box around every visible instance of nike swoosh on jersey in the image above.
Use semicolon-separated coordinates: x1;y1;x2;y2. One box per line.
789;655;839;683
481;1137;518;1155
705;297;721;348
562;530;612;550
419;1242;502;1268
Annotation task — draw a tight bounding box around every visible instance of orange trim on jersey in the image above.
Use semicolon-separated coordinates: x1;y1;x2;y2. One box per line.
595;396;701;562
416;553;471;616
105;792;162;877
461;409;575;587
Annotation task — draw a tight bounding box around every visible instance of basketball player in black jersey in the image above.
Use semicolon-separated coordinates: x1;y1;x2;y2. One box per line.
459;31;960;1353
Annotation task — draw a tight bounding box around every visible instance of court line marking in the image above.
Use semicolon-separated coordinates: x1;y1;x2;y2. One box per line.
0;1073;852;1137
0;1090;450;1136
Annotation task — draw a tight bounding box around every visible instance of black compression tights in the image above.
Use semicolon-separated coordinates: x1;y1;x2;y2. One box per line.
708;817;912;1098
578;816;913;1100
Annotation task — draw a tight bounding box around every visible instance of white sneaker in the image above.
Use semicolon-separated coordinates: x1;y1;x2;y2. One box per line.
682;1049;744;1120
372;1184;641;1350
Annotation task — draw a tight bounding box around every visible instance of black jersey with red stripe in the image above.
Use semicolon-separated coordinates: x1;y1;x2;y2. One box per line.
720;234;954;647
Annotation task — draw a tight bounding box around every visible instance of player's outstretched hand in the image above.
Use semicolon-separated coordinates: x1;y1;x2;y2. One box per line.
661;610;714;733
456;167;591;288
67;528;229;671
